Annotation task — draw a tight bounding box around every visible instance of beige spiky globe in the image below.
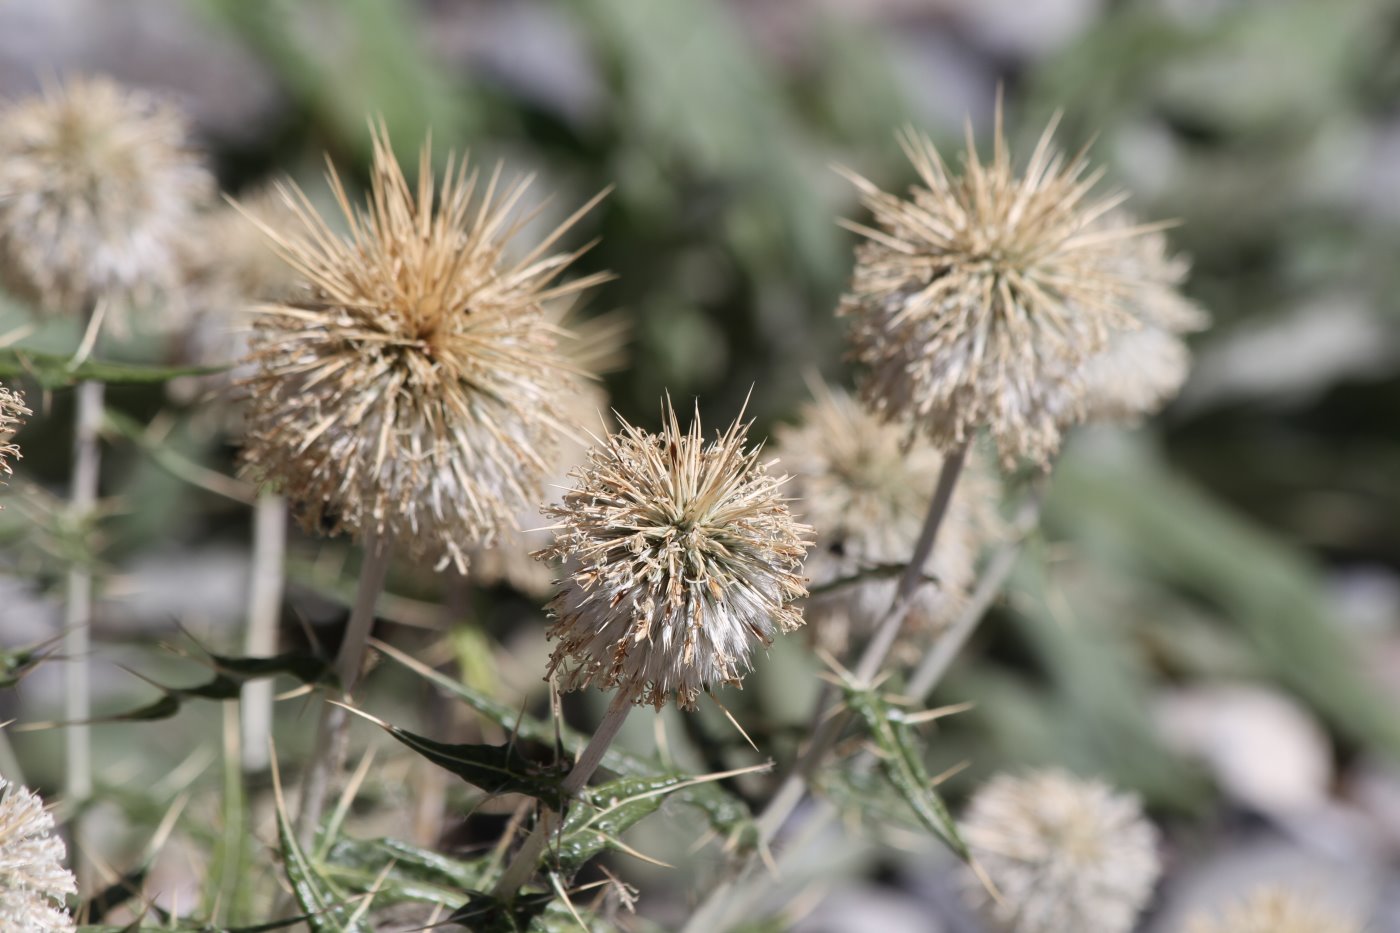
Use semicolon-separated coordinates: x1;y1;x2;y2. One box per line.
0;76;212;323
0;778;77;931
540;399;812;710
238;125;608;572
839;112;1197;467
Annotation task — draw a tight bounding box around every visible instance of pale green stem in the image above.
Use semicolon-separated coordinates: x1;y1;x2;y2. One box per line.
240;491;287;773
294;529;394;853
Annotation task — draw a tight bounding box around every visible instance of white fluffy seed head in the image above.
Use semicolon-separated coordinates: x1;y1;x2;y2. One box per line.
1186;887;1360;933
772;380;997;657
0;778;77;931
0;75;212;324
962;769;1160;933
540;399;812;710
839;113;1197;468
237;125;608;572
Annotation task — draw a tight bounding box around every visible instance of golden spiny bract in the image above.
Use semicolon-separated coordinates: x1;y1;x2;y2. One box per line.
0;384;30;483
1186;887;1360;933
540;399;812;710
839;115;1182;468
238;126;609;572
0;76;212;322
0;778;77;931
773;380;997;657
962;769;1160;933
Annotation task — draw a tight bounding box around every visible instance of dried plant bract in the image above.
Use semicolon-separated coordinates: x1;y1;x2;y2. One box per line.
0;75;212;322
962;768;1160;933
238;126;608;571
840;112;1185;466
0;777;77;931
541;399;812;710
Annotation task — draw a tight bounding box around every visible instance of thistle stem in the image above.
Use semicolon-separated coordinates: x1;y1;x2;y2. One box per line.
65;377;103;805
491;689;633;901
294;528;394;852
240;492;287;773
682;444;968;933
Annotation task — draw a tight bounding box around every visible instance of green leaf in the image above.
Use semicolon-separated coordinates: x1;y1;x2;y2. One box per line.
0;347;225;389
323;837;487;907
843;686;968;860
376;725;566;806
274;771;366;933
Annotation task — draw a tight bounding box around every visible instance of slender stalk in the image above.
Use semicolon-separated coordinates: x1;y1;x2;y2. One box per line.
491;690;633;901
240;492;287;773
294;529;394;852
683;445;969;933
905;483;1044;702
65;377;103;806
689;476;1049;932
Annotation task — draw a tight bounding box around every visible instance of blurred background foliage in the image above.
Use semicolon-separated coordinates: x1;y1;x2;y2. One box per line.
2;0;1400;928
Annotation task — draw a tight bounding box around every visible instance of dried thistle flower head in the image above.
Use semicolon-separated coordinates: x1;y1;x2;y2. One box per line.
962;768;1160;933
0;385;29;484
0;777;77;931
0;76;212;323
540;398;812;710
773;379;997;656
1050;216;1209;426
840;112;1182;467
1186;887;1360;933
238;126;608;572
468;312;631;596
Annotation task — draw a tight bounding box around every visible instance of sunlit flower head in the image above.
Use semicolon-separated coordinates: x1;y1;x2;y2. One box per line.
0;76;212;323
962;768;1160;933
0;385;29;485
773;379;996;656
839;110;1185;467
0;777;77;931
238;125;608;572
1186;887;1359;933
541;398;812;710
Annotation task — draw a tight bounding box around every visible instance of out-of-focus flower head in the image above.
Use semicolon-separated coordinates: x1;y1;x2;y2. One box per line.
962;768;1160;933
540;398;812;710
773;379;997;656
1185;887;1360;933
237;124;608;572
0;75;212;326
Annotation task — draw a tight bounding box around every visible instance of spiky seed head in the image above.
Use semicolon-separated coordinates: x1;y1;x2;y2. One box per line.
0;384;29;485
1186;887;1359;933
0;76;212;323
962;769;1160;933
468;313;631;596
540;398;812;710
1048;215;1210;426
773;380;997;656
0;777;77;931
237;126;608;572
839;112;1180;467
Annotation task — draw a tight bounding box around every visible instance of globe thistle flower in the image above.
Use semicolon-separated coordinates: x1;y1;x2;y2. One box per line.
468;313;630;596
1186;887;1359;933
0;777;77;931
773;380;997;656
0;385;29;484
839;114;1181;467
540;399;812;710
0;76;212;324
237;126;608;572
1049;217;1210;426
962;768;1160;933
